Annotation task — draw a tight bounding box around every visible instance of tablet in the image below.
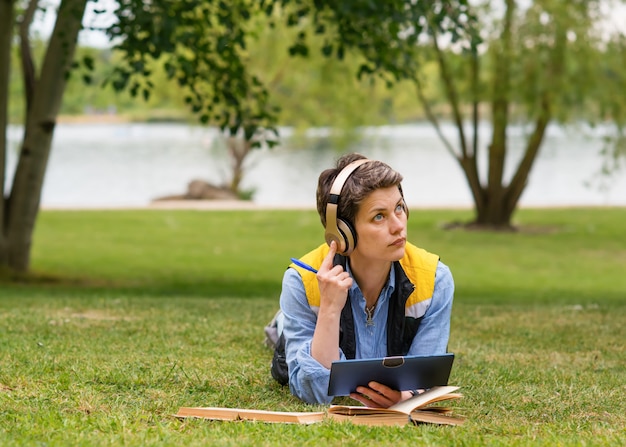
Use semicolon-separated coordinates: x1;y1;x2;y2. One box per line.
327;353;455;396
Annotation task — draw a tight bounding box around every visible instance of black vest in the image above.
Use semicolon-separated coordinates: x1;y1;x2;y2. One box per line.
271;256;423;385
337;255;422;359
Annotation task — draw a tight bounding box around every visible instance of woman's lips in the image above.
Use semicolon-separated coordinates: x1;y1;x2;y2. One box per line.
390;237;406;247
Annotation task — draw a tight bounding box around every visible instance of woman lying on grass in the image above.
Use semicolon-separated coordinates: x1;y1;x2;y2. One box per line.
270;153;455;405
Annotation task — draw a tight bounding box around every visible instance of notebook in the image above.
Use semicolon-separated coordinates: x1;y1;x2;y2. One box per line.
327;353;455;396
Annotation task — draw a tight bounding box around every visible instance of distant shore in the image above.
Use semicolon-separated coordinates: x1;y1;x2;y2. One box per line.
56;114;129;124
40;200;625;212
41;200;316;211
55;113;191;125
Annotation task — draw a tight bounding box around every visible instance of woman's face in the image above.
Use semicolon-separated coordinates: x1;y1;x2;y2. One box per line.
351;186;407;264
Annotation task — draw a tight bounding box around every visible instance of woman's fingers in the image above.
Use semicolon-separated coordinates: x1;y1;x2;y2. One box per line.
350;382;408;408
318;240;337;273
316;241;352;312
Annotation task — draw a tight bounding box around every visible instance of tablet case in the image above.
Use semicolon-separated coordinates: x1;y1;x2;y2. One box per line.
327;353;455;396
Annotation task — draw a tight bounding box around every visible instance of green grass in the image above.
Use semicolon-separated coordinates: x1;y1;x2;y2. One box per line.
1;207;625;446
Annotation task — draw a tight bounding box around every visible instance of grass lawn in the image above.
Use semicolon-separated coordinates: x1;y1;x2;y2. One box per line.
1;207;625;446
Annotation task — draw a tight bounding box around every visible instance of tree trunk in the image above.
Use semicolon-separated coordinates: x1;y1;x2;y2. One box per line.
0;0;15;266
226;135;252;194
4;0;88;272
479;0;514;229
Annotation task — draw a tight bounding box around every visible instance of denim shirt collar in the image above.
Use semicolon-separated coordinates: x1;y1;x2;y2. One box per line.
345;260;396;300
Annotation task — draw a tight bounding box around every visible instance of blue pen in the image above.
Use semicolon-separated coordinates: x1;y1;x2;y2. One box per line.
290;257;318;274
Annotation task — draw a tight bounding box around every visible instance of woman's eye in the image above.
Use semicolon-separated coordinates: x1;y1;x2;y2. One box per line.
373;214;384;222
395;204;404;213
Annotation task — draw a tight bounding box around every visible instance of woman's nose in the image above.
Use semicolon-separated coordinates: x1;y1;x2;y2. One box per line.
390;212;405;232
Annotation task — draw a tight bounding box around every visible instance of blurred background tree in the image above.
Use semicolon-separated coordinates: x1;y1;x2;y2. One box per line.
1;0;470;274
411;0;626;228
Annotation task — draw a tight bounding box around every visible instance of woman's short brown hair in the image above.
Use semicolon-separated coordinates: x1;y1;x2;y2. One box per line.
316;153;404;228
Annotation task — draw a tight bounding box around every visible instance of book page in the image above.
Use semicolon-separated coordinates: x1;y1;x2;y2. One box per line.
328;412;411;426
410;410;466;426
175;407;325;424
328;386;460;417
328;406;405;417
389;386;460;414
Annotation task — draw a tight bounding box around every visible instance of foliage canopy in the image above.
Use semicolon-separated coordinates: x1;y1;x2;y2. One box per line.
0;0;472;273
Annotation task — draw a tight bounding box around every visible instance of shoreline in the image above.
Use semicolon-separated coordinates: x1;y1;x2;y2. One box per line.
40;200;625;211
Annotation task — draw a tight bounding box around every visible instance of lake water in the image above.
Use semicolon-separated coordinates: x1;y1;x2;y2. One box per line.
5;122;626;209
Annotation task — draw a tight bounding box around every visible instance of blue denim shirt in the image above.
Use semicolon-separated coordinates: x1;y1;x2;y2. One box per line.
279;259;454;404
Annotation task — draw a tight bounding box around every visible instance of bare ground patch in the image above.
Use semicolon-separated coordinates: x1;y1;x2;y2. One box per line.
442;220;564;234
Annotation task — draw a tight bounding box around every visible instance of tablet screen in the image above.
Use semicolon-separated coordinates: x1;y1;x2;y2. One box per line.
327;353;455;396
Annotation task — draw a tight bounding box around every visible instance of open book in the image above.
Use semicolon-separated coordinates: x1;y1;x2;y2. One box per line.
174;386;464;426
327;385;464;426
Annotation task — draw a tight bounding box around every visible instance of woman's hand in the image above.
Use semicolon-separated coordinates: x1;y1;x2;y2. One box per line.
350;382;413;408
310;241;353;369
316;241;353;314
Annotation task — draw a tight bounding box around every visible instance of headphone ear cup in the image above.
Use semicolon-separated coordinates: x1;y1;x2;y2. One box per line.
325;227;346;255
337;218;357;256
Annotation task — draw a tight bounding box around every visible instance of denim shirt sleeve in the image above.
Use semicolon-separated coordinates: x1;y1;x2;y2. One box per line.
279;267;345;404
408;261;455;356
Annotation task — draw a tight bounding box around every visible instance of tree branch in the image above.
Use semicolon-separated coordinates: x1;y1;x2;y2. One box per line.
413;71;485;214
467;37;485;214
412;76;459;161
504;17;567;216
470;46;479;159
431;29;470;158
19;0;39;114
504;94;550;216
427;13;485;214
487;0;514;208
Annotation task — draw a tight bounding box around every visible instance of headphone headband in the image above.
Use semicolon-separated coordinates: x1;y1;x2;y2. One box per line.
324;159;373;256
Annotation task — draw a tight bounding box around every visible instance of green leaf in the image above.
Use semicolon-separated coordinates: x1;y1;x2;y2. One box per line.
83;55;95;71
